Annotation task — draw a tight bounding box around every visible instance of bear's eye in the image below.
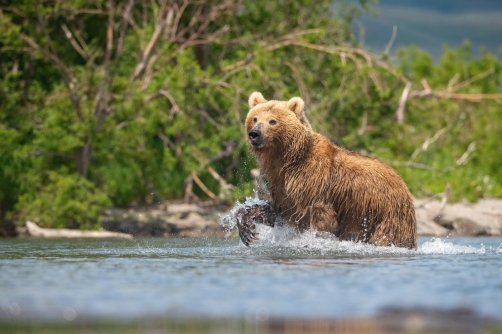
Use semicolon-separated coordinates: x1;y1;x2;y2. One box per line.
269;120;277;125
253;118;257;123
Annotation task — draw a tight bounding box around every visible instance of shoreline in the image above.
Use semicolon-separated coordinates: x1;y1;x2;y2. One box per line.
14;197;502;239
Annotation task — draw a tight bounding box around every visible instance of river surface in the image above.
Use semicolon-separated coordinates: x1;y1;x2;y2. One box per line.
1;227;501;322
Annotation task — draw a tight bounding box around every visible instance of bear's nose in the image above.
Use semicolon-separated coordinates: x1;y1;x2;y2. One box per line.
249;129;261;140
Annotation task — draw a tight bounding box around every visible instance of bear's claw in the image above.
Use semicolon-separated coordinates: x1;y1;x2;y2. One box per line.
238;226;259;247
234;203;275;247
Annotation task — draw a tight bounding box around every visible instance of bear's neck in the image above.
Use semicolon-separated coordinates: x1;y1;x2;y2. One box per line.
256;129;314;174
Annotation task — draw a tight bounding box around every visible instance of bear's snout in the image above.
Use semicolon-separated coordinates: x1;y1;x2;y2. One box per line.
249;129;260;139
248;125;265;148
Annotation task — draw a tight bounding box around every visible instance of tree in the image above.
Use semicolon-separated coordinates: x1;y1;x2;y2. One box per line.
1;0;501;231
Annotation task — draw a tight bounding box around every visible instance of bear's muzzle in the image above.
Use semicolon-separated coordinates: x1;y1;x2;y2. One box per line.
248;124;265;148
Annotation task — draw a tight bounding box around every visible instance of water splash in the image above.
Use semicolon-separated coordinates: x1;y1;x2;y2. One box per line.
222;200;487;256
220;195;269;232
251;225;486;255
232;220;487;256
419;237;485;255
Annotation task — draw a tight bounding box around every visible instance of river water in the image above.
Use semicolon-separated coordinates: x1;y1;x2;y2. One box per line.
1;226;501;323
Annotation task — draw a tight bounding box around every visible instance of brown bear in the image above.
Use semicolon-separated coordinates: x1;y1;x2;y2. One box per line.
238;92;417;249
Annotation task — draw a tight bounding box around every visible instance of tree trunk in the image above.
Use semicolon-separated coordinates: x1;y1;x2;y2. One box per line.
197;43;209;71
196;5;208;71
0;202;18;237
76;143;92;178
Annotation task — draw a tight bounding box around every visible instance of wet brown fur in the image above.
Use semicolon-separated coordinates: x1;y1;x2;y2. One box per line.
245;92;417;249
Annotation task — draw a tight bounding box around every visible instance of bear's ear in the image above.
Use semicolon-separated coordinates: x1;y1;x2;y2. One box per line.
287;97;305;117
248;92;267;108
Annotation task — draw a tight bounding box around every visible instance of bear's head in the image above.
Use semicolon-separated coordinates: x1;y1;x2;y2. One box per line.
245;92;312;151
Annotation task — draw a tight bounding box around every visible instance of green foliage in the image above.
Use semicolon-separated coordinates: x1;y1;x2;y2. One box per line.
388;43;502;202
18;171;111;229
0;0;501;231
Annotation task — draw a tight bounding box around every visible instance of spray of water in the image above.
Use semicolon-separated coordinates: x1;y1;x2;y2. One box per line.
221;199;487;256
220;195;269;232
251;224;486;255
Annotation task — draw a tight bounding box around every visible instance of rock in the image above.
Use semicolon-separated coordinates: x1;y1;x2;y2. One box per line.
452;217;487;236
166;204;206;214
169;212;226;238
100;202;231;238
99;198;502;238
416;219;450;237
169;212;207;229
430;214;487;236
415;209;449;236
414;197;502;237
432;214;455;230
101;218;176;237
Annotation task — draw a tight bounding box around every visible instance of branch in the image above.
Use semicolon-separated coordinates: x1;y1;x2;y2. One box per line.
220;36;384;90
173;3;205;40
386;159;456;173
415;194;440;209
146;88;180;115
384;25;397;55
25;150;74;159
410;127;447;161
290;41;374;67
115;0;135;62
221;54;255;73
294;41;383;89
456;141;476;166
103;0;114;71
284;61;310;107
61;24;89;60
93;0;135;130
395;71;501;122
142;23;229;88
207;166;234;192
191;171;217;200
396;82;411;124
20;33;83;121
184;175;199;203
437;183;451;215
196;109;220;128
450;68;494;92
171;0;190;40
72;9;108;15
409;90;502;102
208;141;238;164
91;1;114;117
447;73;460;90
406;70;502;102
132;2;171;80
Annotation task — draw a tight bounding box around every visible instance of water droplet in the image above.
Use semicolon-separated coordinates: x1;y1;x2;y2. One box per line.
9;303;21;316
63;307;77;321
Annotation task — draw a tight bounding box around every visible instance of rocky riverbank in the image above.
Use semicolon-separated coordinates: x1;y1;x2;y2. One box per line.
99;201;232;238
98;198;502;238
19;198;502;239
415;197;502;237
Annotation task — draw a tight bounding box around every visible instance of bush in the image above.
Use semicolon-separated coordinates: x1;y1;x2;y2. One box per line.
18;172;111;230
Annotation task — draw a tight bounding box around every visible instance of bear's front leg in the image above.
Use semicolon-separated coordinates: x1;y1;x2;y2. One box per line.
234;202;275;246
308;203;339;235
